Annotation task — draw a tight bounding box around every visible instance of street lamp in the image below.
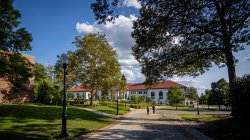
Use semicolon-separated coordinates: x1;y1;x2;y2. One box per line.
116;88;119;116
121;74;127;109
60;54;68;138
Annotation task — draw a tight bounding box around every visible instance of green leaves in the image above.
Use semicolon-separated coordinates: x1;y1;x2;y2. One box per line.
168;86;184;106
0;0;33;89
185;87;198;101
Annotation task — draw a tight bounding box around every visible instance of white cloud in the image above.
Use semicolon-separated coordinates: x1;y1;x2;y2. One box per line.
76;22;96;33
119;59;139;66
75;15;213;89
76;15;143;83
123;0;141;9
170;76;207;94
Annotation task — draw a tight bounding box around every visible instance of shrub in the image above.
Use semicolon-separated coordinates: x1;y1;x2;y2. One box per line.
231;74;250;122
101;101;129;111
129;103;151;109
34;79;62;105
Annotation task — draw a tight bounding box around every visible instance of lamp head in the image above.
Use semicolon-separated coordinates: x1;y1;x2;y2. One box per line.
61;54;68;65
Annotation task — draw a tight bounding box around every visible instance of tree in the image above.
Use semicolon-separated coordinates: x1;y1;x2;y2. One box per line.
0;0;33;89
34;78;62;105
91;0;250;115
199;93;206;105
73;34;122;106
168;86;184;110
210;78;229;110
34;63;63;105
205;89;212;109
186;87;198;101
145;96;152;104
54;51;79;88
34;63;47;82
231;74;250;121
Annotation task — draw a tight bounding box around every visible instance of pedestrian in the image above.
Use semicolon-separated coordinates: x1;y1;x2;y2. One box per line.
152;106;155;114
146;106;149;115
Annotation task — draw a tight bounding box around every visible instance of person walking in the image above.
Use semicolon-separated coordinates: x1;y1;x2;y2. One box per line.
152;106;155;114
146;106;149;115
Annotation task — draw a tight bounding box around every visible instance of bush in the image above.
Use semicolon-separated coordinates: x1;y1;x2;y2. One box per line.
34;79;62;105
129;103;151;109
231;74;250;122
101;101;129;111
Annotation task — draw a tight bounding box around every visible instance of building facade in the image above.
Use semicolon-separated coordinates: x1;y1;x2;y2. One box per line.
0;54;35;103
68;80;186;104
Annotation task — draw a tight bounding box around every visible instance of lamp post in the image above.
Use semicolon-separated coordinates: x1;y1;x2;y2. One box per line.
125;93;127;108
60;54;68;138
116;88;119;115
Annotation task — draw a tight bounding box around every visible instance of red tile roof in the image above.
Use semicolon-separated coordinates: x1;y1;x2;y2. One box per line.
127;80;186;90
67;86;91;92
127;83;146;90
68;80;186;92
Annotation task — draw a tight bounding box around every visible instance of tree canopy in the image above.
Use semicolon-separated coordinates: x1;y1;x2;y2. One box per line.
91;0;250;86
168;86;184;109
185;87;198;101
209;78;229;110
64;34;122;105
0;0;33;89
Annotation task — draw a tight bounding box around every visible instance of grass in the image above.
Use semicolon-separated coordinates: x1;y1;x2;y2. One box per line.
180;114;248;139
180;114;228;122
88;106;128;115
0;103;114;140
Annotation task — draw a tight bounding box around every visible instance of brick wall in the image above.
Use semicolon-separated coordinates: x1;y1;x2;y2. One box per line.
0;54;35;103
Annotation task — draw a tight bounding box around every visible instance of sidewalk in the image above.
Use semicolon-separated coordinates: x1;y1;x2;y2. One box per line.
75;108;211;140
74;106;119;119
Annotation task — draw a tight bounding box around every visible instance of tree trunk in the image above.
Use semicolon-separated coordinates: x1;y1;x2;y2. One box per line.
219;104;221;111
225;48;237;85
90;91;93;106
225;47;237;115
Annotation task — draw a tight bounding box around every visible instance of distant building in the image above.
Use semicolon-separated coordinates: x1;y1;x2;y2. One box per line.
0;54;35;103
67;80;187;104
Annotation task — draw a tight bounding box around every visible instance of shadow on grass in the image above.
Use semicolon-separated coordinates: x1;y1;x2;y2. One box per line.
196;118;248;139
0;104;114;139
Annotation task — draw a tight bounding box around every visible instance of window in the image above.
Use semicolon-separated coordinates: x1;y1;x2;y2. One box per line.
159;91;163;99
151;91;155;99
77;93;80;98
139;91;143;94
144;91;147;94
82;92;85;99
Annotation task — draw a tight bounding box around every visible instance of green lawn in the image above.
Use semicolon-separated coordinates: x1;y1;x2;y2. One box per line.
180;114;248;139
180;114;228;122
0;104;114;140
89;106;128;115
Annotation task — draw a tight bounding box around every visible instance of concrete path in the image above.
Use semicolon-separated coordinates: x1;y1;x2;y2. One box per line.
74;106;118;119
77;108;211;140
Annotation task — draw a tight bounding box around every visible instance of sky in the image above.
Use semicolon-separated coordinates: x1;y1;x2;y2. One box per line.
14;0;250;94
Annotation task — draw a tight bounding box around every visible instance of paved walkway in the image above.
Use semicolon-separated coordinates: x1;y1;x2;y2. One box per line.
76;107;211;140
74;106;119;119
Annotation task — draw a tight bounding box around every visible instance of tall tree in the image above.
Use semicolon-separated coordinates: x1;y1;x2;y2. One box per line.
210;78;229;110
0;0;33;89
54;51;79;88
91;0;250;115
34;63;47;82
73;34;122;106
185;87;198;101
168;86;184;110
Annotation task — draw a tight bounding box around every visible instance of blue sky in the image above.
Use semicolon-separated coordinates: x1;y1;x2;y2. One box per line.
14;0;250;94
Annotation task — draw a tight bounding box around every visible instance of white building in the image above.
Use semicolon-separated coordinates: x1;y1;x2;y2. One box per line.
67;80;186;104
